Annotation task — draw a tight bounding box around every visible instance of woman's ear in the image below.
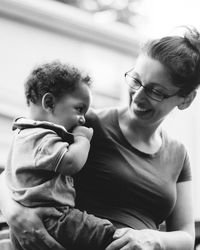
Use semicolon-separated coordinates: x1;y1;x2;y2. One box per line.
41;93;55;112
178;90;197;110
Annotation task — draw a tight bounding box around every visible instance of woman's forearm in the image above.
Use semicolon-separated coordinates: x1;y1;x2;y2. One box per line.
0;171;65;250
0;171;15;221
158;230;194;250
0;171;5;209
105;227;194;250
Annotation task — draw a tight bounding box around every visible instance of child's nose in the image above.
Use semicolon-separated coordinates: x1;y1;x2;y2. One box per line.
79;116;85;125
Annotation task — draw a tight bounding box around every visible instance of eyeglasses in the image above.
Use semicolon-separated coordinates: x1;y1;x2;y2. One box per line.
124;71;180;102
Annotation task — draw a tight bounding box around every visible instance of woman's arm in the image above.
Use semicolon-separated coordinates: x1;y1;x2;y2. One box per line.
0;171;65;250
105;181;195;250
164;180;195;249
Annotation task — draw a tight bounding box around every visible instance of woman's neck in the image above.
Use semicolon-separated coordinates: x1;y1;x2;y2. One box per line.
117;107;162;154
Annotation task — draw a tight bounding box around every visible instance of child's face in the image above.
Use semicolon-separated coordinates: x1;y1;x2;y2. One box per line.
51;83;91;131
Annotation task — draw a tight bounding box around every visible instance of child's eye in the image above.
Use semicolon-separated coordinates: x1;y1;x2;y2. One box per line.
76;107;83;113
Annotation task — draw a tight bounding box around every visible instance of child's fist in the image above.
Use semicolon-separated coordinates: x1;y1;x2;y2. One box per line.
72;126;93;141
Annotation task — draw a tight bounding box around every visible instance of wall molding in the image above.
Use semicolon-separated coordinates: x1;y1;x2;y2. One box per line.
0;0;141;55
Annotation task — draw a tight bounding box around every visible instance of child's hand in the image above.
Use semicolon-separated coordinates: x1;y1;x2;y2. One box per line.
72;126;93;141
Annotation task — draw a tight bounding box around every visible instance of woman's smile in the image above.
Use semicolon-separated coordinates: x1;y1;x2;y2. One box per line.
132;101;154;119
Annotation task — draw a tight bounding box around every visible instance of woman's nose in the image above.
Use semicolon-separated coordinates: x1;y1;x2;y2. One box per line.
79;116;85;125
131;86;146;101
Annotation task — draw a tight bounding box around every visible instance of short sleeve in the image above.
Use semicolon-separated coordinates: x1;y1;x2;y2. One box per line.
177;151;192;182
35;131;69;172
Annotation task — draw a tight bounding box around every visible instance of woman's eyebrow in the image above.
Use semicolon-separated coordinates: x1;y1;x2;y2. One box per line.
132;75;171;92
130;70;178;92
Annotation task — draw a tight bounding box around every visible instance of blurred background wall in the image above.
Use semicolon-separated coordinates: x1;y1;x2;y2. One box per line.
0;0;200;223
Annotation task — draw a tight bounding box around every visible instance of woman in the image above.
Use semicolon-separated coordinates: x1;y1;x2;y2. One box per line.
0;26;200;250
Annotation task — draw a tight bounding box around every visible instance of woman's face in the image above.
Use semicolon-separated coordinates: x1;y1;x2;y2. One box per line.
126;54;184;128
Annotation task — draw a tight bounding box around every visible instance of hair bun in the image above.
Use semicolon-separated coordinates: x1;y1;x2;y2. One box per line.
183;26;200;53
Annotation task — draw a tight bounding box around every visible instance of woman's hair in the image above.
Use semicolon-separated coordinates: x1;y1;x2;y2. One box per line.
142;26;200;96
25;60;91;105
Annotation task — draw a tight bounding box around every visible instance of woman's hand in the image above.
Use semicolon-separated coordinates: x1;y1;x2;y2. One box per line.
0;172;65;250
105;228;165;250
10;206;65;250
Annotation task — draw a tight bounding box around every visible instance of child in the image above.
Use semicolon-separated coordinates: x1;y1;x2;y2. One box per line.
5;61;115;250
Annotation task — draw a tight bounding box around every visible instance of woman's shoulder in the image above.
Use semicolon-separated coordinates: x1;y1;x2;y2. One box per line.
86;107;117;124
161;129;188;155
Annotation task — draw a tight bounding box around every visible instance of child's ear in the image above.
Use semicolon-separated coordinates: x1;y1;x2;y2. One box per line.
42;93;55;112
178;90;197;110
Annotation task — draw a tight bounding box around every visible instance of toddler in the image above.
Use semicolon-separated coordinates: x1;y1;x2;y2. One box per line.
5;61;115;250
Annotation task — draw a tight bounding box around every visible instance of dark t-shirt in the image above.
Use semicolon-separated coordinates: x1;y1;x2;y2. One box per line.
74;108;191;230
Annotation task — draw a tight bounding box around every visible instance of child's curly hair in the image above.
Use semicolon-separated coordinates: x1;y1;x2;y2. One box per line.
25;61;92;105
